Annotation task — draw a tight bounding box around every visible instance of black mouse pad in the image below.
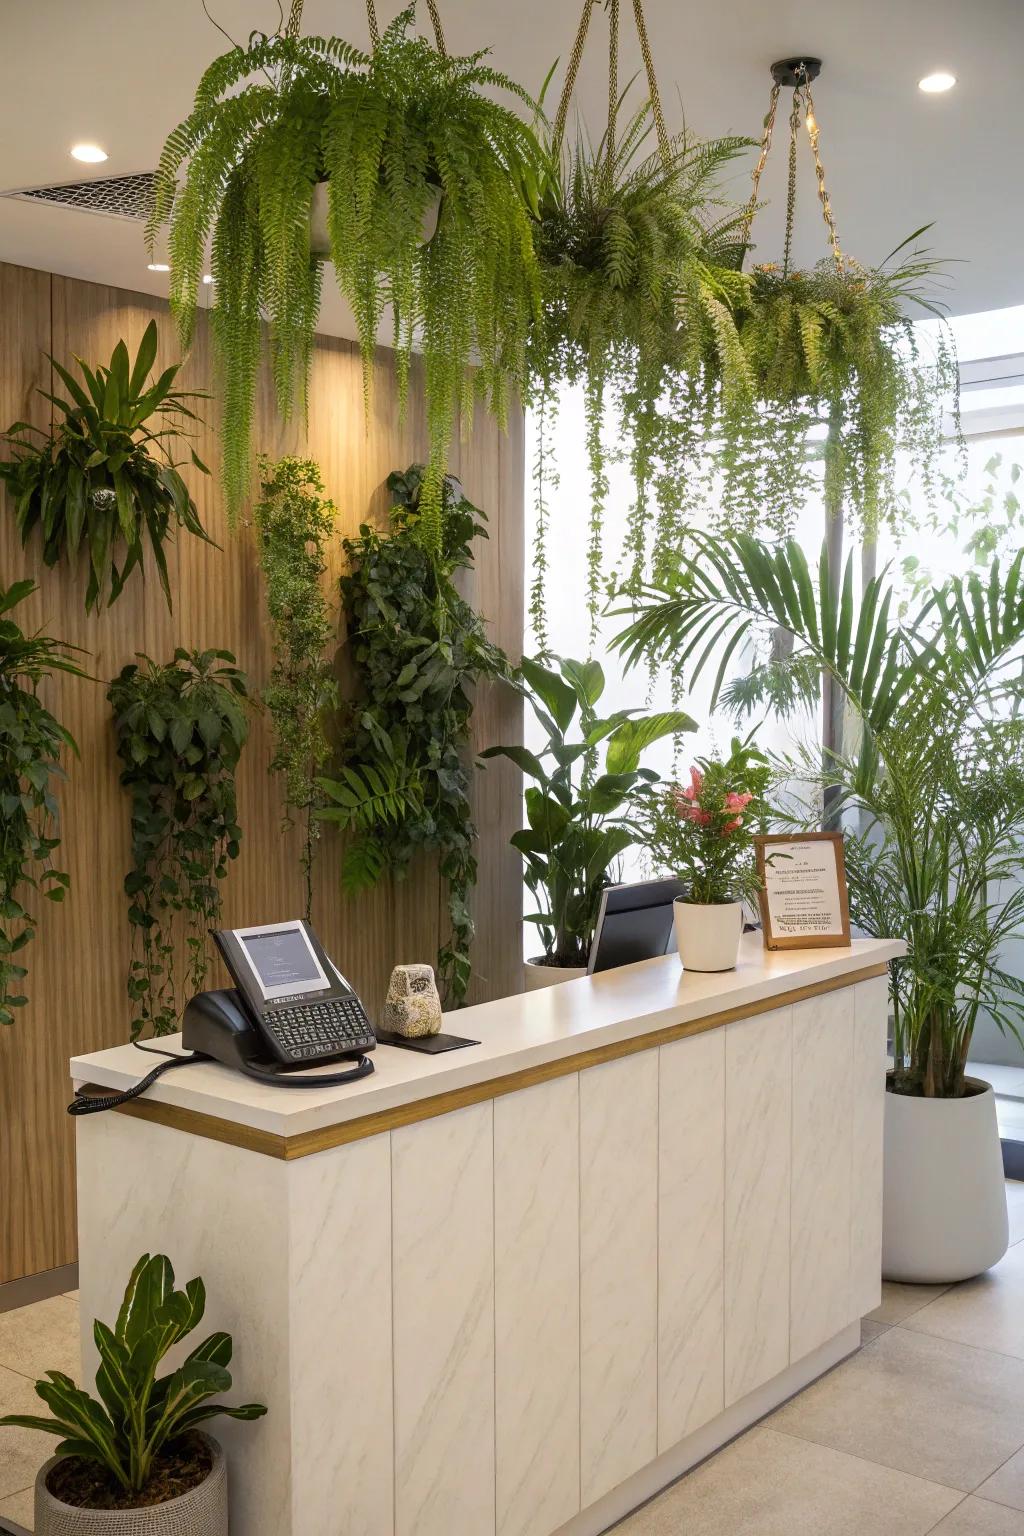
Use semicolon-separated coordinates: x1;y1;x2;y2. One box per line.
374;1030;479;1054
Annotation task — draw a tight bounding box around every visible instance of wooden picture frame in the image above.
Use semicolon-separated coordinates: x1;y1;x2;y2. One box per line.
754;831;852;950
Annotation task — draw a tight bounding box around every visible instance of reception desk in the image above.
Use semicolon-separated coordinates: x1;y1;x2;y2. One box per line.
71;936;902;1536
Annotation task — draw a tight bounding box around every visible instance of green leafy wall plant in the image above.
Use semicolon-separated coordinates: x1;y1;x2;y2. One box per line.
0;581;82;1025
0;1252;266;1502
0;321;211;611
252;455;339;921
109;649;249;1039
320;466;509;1002
149;3;544;536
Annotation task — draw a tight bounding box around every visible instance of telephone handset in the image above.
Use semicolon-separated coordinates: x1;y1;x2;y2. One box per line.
182;920;376;1087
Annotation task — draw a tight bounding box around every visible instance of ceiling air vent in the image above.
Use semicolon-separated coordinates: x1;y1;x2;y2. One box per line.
3;172;156;221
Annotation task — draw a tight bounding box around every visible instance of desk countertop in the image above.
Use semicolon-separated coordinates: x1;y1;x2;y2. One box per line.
70;937;902;1142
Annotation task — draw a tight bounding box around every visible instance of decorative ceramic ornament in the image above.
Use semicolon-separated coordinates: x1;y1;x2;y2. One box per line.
381;964;443;1038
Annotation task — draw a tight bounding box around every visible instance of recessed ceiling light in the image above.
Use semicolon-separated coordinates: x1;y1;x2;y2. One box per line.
147;262;170;273
70;143;108;163
918;71;956;93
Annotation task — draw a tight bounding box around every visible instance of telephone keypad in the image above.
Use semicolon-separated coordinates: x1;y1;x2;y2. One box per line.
263;998;374;1063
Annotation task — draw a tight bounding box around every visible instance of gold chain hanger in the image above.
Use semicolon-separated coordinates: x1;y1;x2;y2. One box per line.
364;0;447;55
552;0;673;172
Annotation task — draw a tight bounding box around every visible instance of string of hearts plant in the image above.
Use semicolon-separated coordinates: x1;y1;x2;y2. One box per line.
109;649;250;1039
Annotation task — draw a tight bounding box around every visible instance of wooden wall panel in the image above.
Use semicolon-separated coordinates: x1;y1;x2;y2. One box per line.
0;260;524;1283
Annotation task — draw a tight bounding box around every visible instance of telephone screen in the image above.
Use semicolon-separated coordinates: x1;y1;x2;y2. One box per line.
241;927;325;996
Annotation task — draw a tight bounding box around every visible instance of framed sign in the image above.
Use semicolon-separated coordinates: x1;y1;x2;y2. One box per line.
754;832;851;950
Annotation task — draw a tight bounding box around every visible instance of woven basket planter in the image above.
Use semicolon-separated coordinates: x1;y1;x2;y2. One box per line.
34;1436;228;1536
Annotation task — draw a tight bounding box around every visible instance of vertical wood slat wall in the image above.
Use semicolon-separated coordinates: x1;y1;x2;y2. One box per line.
0;259;524;1285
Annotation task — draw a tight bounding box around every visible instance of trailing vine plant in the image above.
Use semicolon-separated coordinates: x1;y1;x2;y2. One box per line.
0;322;211;611
0;581;83;1025
109;649;250;1038
319;466;510;1003
149;1;544;535
252;456;338;921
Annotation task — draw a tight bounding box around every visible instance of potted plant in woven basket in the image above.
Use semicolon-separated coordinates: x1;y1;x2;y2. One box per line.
642;736;769;972
0;1253;266;1535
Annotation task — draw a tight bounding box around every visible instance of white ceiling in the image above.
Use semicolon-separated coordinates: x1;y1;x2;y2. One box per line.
1;0;1021;333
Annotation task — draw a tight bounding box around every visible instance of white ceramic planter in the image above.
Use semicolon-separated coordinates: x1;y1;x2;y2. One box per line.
672;898;743;973
309;181;442;257
882;1077;1009;1283
523;958;587;992
35;1435;227;1536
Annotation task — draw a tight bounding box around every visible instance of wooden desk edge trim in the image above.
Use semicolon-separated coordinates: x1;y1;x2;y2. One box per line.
84;962;889;1161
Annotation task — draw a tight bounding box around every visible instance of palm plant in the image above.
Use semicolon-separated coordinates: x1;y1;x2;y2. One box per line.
0;1253;265;1501
614;533;1024;1097
483;655;693;967
150;3;544;536
0;321;210;610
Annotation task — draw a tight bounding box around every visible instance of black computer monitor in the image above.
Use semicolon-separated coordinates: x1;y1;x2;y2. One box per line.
587;878;686;975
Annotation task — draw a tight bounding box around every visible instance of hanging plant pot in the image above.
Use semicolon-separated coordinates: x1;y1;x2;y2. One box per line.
309;179;442;258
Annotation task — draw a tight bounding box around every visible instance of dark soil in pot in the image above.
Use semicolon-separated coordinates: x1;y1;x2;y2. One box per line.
46;1434;212;1511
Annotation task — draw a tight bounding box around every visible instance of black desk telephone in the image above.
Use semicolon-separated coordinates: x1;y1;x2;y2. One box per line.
184;921;376;1085
68;920;375;1117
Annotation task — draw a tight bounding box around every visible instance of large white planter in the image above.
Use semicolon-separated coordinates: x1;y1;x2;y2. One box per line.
309;181;442;257
523;958;587;992
672;898;743;973
882;1078;1009;1283
35;1435;227;1535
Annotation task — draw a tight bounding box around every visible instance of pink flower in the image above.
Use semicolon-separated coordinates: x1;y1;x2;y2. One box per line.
722;816;742;834
681;766;703;803
724;791;753;811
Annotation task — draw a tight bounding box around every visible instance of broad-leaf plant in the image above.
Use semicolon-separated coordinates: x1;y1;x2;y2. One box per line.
0;581;83;1025
320;466;510;1003
0;321;211;611
615;532;1024;1098
483;654;693;968
109;649;250;1039
0;1253;266;1501
149;2;544;538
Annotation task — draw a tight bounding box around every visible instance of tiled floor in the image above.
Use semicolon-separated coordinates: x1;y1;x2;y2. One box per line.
1;1187;1023;1533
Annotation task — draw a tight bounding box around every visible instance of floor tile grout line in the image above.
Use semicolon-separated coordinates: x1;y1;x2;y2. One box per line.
920;1491;971;1534
888;1317;1024;1370
763;1425;978;1498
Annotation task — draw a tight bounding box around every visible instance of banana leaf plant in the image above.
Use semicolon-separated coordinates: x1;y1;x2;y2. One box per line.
0;1253;266;1498
614;533;1024;1098
482;655;694;967
0;320;212;611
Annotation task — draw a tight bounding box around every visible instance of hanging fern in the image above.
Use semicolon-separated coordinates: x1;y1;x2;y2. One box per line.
149;4;544;534
252;456;339;921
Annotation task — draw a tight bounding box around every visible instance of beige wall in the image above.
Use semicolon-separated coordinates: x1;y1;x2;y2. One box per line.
0;260;524;1283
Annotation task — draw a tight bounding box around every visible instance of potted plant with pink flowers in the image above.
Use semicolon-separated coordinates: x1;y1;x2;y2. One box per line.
643;737;770;972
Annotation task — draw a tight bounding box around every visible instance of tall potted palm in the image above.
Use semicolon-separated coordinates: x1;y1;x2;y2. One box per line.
483;655;693;988
615;533;1024;1281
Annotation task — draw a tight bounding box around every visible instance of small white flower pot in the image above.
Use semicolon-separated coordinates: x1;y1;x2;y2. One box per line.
35;1434;227;1535
882;1076;1009;1283
672;898;743;973
523;958;587;992
309;181;442;258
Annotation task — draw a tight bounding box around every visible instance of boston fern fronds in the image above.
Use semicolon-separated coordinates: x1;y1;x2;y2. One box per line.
0;1253;265;1496
150;7;544;534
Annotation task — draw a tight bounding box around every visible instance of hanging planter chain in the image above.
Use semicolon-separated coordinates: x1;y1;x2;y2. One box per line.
741;62;845;273
365;0;447;54
552;0;672;171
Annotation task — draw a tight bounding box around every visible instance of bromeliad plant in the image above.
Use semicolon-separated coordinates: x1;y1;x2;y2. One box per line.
0;321;211;611
320;466;510;1003
615;532;1024;1098
109;649;250;1039
482;655;693;968
252;455;338;921
150;1;544;535
643;738;769;905
0;1253;266;1504
0;581;83;1025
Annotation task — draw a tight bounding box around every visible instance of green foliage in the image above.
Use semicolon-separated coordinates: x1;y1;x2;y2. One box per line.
897;453;1023;611
529;97;753;633
0;1253;266;1499
642;737;770;905
615;532;1024;1097
0;322;211;610
0;581;83;1025
483;654;693;966
150;5;544;532
717;245;960;540
320;466;509;1003
252;456;338;920
109;650;250;1039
